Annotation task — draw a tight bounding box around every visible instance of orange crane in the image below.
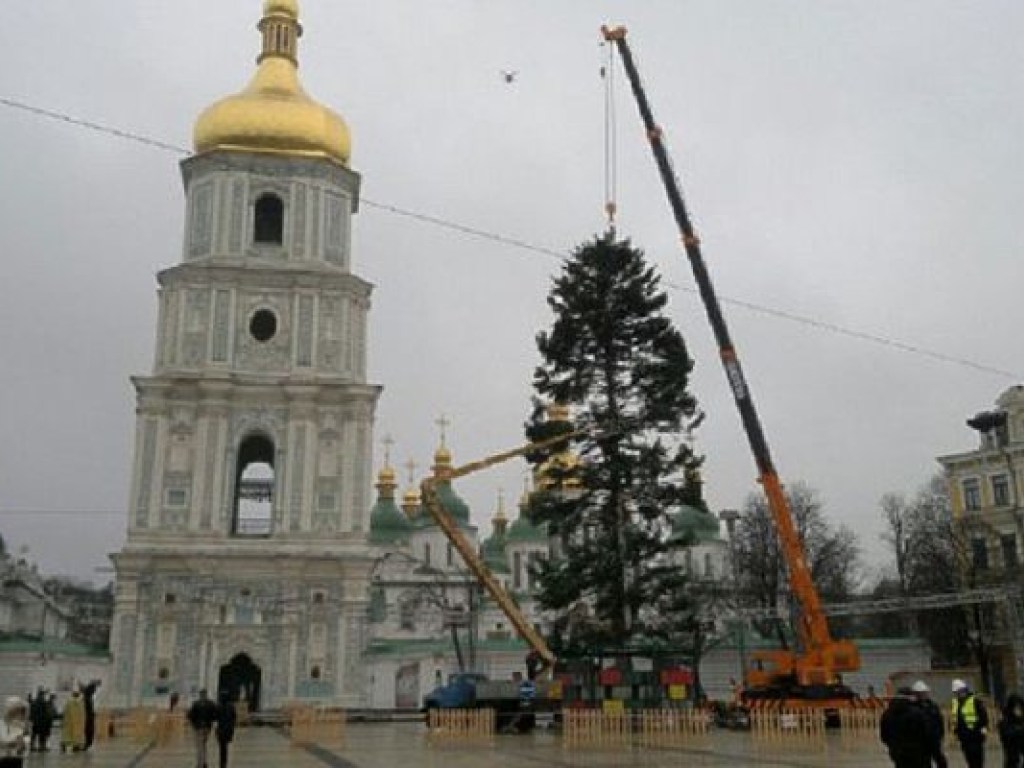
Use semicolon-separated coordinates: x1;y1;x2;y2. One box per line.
601;25;860;706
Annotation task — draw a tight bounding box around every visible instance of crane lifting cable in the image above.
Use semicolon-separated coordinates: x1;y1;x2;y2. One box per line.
601;40;618;234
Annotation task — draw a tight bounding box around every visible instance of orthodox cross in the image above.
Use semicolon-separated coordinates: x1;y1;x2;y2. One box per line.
435;414;451;447
381;434;394;466
403;458;418;487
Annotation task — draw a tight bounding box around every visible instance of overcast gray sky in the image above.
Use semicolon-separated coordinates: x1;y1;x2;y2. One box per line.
1;1;1021;583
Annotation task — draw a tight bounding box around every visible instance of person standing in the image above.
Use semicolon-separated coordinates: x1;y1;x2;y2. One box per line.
60;692;85;753
952;678;989;768
0;697;28;768
910;681;947;768
999;693;1024;768
880;686;933;768
80;679;100;751
214;692;236;768
186;689;219;768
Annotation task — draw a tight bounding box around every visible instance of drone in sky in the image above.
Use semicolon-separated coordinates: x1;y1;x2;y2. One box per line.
499;70;518;84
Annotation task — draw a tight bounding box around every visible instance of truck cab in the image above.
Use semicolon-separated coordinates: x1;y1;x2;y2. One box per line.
422;672;488;711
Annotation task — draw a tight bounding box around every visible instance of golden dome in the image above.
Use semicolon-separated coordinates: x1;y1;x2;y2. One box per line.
377;465;397;486
547;402;571;423
263;0;298;16
402;487;420;509
193;1;351;166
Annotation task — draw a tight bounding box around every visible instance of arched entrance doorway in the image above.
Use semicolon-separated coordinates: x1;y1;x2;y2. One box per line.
218;653;261;712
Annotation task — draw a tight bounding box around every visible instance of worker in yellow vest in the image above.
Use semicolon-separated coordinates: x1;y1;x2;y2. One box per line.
951;678;988;768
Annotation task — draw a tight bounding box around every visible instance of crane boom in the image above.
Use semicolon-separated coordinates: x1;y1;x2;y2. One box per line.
601;25;858;687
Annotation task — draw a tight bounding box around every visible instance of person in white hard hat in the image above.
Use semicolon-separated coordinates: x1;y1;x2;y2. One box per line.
951;678;988;768
0;696;28;768
910;681;947;768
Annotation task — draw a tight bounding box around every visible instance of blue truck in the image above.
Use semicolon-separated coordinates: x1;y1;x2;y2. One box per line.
422;672;546;733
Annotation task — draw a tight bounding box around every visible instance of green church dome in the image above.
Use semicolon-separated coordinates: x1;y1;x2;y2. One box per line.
670;504;720;545
369;496;413;544
506;513;547;543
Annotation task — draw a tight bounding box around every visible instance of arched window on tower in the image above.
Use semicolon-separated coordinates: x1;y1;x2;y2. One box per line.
233;434;275;536
254;194;284;245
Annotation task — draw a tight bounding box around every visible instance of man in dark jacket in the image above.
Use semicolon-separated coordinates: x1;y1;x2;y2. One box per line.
952;678;988;768
80;680;100;752
186;690;219;768
881;687;933;768
1000;693;1024;768
911;681;947;768
214;692;236;768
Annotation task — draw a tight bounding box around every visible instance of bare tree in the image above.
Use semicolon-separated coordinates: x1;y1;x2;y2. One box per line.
732;482;861;645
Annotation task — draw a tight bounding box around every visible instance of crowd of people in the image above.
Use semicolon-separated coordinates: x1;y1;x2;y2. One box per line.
881;677;1024;768
0;679;100;767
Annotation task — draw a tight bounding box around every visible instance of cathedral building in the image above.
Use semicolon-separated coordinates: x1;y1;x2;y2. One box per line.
108;0;550;711
107;0;721;712
109;0;380;710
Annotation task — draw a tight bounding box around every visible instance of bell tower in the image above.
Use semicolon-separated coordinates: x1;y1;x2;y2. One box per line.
110;0;378;709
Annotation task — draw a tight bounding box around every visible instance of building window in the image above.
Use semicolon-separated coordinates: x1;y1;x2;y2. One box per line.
993;475;1011;507
704;553;714;579
963;478;982;511
399;597;416;631
972;538;989;571
166;488;187;507
1002;534;1018;569
310;665;321;680
527;552;542;591
424;543;431;567
513;552;522;590
254;194;284;244
233;434;275;536
447;544;454;567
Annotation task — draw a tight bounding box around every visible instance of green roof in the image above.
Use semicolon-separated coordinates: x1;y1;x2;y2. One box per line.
480;530;510;573
670;504;720;544
369;496;414;544
413;481;473;530
506;512;546;543
0;637;109;658
364;635;530;657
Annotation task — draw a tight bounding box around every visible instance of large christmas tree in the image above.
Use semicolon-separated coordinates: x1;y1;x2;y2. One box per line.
526;234;705;652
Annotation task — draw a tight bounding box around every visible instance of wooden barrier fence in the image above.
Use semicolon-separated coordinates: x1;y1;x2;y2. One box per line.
635;709;711;746
562;709;630;747
750;709;826;745
839;706;883;739
288;707;346;746
425;708;495;742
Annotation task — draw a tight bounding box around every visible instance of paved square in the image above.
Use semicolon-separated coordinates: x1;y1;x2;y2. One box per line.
18;722;1000;767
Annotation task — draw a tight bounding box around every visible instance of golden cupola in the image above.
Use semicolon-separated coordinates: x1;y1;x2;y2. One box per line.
193;0;351;166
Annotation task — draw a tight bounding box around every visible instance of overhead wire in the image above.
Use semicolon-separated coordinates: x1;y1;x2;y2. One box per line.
0;94;1017;381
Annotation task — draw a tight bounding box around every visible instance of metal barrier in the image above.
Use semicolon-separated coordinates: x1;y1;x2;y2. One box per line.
426;708;495;741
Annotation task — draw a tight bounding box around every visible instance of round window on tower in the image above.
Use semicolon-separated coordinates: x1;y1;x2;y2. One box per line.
249;309;277;342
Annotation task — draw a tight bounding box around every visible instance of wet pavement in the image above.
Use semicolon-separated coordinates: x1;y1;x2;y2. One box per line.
18;721;997;767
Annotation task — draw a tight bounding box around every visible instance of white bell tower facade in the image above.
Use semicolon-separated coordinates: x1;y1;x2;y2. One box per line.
110;0;379;709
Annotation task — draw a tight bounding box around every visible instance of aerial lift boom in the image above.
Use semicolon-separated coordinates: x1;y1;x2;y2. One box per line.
601;25;859;694
418;431;589;676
